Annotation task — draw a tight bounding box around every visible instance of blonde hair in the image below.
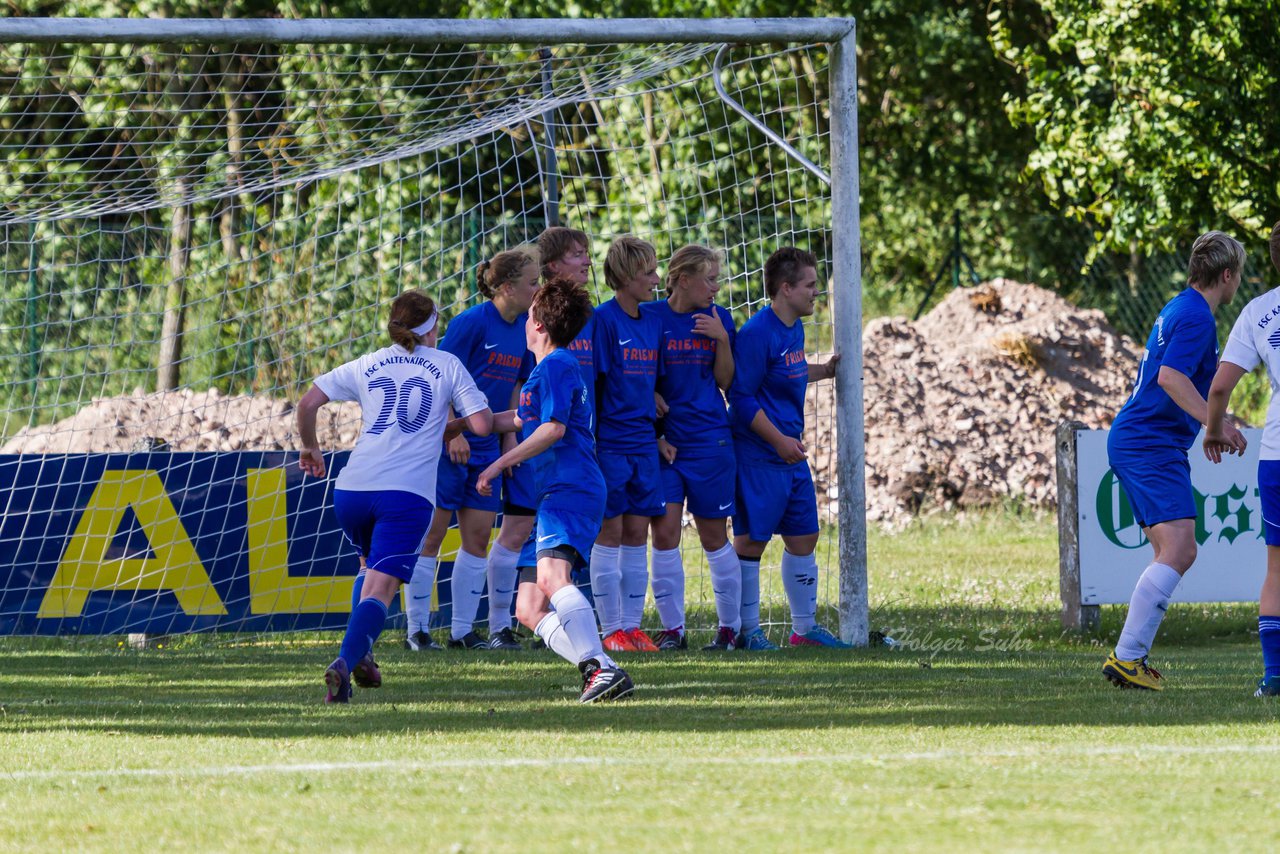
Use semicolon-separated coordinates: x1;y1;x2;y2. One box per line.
1187;231;1245;288
604;235;657;291
477;245;540;299
665;244;722;294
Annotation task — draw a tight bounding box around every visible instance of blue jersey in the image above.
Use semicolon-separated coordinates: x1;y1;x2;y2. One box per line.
518;348;606;511
646;300;736;450
564;314;597;417
1110;288;1219;459
593;297;662;454
728;305;808;465
439;301;532;459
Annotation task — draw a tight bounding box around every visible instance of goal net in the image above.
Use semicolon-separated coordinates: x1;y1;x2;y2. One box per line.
0;20;855;639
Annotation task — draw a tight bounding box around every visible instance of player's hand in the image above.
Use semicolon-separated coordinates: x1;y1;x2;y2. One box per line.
447;434;471;465
773;436;807;464
822;353;840;379
1204;421;1248;463
477;463;502;497
693;312;729;344
299;448;326;478
658;437;677;463
655;392;669;418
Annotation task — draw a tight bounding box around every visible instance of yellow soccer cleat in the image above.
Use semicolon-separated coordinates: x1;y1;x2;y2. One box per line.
1103;653;1164;691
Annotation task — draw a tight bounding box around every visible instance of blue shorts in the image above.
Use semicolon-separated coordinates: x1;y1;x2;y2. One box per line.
733;461;819;543
332;489;434;583
436;455;502;513
1108;455;1194;528
1259;460;1280;546
504;462;538;514
599;449;665;519
516;504;601;571
661;441;736;518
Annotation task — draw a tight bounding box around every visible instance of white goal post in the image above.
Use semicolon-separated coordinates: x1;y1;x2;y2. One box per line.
0;17;866;643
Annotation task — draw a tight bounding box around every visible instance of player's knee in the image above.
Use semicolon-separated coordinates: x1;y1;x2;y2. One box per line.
696;528;727;553
514;597;541;629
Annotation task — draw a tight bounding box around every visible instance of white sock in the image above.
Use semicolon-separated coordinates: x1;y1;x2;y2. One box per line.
650;546;685;632
589;544;622;634
534;611;579;665
619;544;650;630
486;541;520;631
1115;562;1183;661
404;555;437;635
550;585;615;666
739;555;761;632
781;550;819;635
707;542;743;632
449;549;488;640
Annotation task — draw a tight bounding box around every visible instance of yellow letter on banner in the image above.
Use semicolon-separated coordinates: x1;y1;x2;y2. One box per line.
38;470;226;618
244;468;351;612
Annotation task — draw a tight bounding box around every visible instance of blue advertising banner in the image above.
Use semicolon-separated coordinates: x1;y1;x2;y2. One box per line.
0;452;466;635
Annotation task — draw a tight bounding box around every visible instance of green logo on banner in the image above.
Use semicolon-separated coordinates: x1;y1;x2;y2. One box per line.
1096;469;1147;549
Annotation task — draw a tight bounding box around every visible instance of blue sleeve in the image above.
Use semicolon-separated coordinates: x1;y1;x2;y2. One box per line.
728;323;767;428
593;311;613;377
439;309;478;365
1163;314;1216;377
718;305;738;351
540;360;574;426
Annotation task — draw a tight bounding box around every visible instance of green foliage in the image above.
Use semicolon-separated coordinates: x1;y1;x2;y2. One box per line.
992;0;1280;254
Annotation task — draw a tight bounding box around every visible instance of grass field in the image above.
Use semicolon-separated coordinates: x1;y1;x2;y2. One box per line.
3;511;1277;852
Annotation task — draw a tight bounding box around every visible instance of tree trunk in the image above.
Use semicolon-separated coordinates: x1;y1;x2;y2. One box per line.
157;176;191;392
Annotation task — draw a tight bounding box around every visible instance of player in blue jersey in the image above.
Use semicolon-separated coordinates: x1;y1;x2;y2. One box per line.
404;248;540;652
645;244;742;651
728;247;842;650
296;290;492;703
477;277;634;703
1206;222;1280;697
538;226;597;411
1102;231;1246;690
590;236;666;653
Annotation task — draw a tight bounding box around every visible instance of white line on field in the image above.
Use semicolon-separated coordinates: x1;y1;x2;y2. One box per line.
6;742;1280;783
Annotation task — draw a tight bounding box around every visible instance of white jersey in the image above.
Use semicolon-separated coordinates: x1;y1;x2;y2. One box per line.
1221;289;1280;460
313;343;488;500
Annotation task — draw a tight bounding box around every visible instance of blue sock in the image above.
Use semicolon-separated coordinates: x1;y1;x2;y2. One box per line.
1260;616;1280;679
338;597;388;670
350;571;366;611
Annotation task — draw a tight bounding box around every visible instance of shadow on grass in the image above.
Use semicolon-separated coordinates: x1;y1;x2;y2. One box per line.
4;627;1278;739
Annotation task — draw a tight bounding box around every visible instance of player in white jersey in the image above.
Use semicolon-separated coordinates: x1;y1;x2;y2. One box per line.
296;289;491;703
1205;221;1280;697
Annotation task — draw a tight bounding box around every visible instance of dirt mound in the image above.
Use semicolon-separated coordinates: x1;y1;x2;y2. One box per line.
803;278;1139;524
5;279;1140;526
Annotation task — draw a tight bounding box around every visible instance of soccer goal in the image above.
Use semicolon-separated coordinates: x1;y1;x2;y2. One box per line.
0;17;866;643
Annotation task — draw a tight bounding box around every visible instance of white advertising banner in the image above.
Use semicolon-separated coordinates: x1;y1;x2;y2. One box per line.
1077;427;1267;604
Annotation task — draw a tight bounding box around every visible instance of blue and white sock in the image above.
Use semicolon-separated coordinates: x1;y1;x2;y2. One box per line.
550;585;616;668
739;555;761;633
404;556;436;636
1115;562;1182;661
619;544;649;630
781;550;818;636
338;597;389;670
535;611;579;665
1261;615;1280;679
589;544;622;635
650;546;684;633
449;549;488;641
707;543;742;632
486;542;520;631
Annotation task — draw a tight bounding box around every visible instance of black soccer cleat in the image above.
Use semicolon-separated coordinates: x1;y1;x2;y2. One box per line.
653;629;687;651
578;659;635;704
352;653;382;689
448;630;489;650
702;626;739;651
404;630;443;652
487;627;523;650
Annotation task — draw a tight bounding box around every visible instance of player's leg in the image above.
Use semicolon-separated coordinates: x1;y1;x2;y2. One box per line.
620;510;659;650
447;504;499;649
404;460;458;651
537;551;633;703
619;452;665;650
591;450;629;649
678;446;741;650
486;480;537;650
1103;458;1194;690
651;500;690;651
1255;459;1280;696
732;462;793;651
776;464;846;648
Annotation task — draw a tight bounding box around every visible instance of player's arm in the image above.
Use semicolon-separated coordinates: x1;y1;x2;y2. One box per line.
1204;361;1250;463
807;353;839;383
478;420;565;496
444;357;493;439
296;384;331;477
